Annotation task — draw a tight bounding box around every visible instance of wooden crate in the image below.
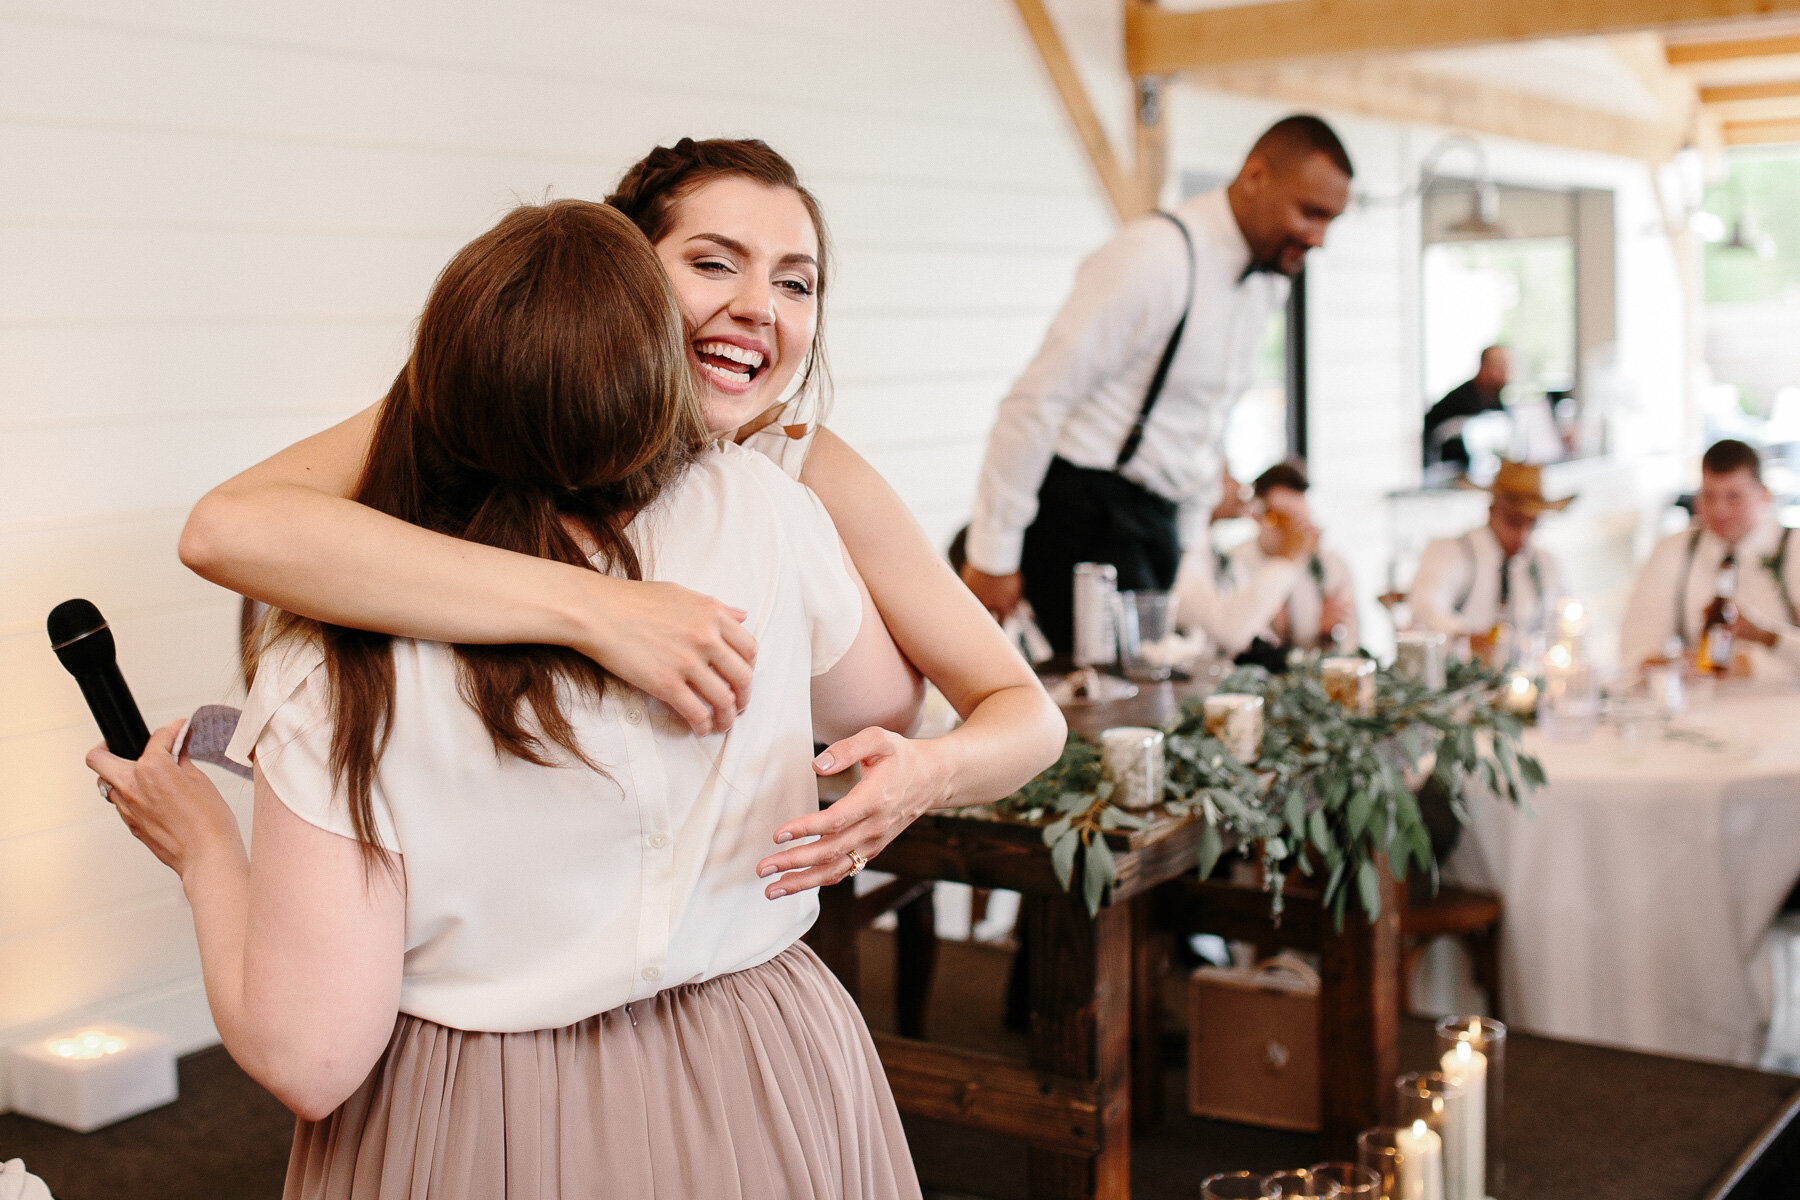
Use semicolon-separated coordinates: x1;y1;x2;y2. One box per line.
1186;956;1321;1132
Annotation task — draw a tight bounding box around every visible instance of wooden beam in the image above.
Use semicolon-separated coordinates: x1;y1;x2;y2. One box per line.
1702;78;1800;100
1723;114;1800;139
1192;56;1690;160
872;1034;1104;1155
1667;32;1800;62
1127;0;1800;73
1010;0;1140;222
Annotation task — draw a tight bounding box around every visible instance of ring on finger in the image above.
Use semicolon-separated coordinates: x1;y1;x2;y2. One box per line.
845;848;868;875
96;779;113;803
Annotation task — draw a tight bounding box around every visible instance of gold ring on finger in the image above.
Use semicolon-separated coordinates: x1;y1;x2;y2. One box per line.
846;848;868;875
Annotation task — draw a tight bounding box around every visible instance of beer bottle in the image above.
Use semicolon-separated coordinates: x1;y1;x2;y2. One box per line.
1696;554;1739;676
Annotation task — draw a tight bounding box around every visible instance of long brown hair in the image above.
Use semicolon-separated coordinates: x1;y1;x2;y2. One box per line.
254;199;706;864
606;137;833;416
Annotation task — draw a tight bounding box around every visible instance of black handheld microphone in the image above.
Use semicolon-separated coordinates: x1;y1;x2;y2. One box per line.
48;599;151;760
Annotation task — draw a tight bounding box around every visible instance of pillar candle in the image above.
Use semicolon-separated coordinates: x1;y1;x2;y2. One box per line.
1395;1118;1445;1200
1440;1038;1488;1200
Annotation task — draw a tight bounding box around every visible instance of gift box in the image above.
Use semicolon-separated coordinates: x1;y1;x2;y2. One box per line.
1186;953;1320;1131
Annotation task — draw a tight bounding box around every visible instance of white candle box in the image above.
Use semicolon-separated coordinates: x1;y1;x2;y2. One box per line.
7;1023;178;1132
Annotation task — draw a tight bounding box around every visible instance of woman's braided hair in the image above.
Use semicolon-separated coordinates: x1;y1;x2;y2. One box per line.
607;137;832;417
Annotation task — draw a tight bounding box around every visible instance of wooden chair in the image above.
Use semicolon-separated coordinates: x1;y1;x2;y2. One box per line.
1399;882;1502;1019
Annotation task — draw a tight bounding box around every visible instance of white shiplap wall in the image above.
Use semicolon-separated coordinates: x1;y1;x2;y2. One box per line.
0;0;1691;1096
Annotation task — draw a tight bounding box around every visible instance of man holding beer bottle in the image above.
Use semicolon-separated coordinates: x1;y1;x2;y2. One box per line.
1620;439;1800;681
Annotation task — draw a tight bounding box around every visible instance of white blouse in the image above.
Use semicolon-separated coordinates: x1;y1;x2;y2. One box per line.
226;444;862;1033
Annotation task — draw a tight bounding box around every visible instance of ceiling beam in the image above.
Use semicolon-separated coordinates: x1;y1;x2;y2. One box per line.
1700;78;1800;100
1127;0;1800;73
1191;57;1691;159
1722;114;1800;139
1666;32;1800;61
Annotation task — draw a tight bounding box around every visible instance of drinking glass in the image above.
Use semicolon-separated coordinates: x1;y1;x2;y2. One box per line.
1116;589;1178;680
1307;1162;1381;1199
1200;1171;1267;1200
1436;1015;1506;1200
1263;1169;1341;1197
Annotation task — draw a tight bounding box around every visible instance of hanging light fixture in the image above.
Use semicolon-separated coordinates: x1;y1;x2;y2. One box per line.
1420;135;1514;240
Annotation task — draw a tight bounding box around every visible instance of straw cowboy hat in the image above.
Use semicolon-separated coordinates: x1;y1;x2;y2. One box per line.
1457;459;1575;514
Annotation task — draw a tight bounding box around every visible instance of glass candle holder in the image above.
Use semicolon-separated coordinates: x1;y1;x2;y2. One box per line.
1357;1126;1443;1200
1436;1015;1506;1200
1321;656;1376;715
1098;726;1164;811
1264;1169;1342;1197
1394;1072;1461;1200
1393;631;1448;690
1201;1171;1268;1200
1203;693;1264;763
1115;588;1178;681
1308;1163;1381;1200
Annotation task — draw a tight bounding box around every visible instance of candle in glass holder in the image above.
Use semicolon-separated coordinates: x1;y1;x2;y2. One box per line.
1437;1016;1506;1200
1099;726;1164;811
1202;693;1264;763
1555;597;1586;640
1394;631;1448;690
1501;672;1537;718
1395;1119;1445;1200
1321;656;1376;715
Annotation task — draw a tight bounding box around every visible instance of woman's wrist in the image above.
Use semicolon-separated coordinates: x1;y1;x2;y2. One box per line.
181;842;249;903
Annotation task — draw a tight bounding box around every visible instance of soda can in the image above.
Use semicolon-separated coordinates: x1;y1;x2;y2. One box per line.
1072;562;1118;667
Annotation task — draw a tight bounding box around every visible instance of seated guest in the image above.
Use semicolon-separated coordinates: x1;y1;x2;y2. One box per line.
1408;460;1570;656
1619;438;1800;681
1173;462;1353;656
1424;345;1511;470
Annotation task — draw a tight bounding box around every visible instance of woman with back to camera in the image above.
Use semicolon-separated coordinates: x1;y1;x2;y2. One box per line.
90;199;929;1197
179;138;1064;892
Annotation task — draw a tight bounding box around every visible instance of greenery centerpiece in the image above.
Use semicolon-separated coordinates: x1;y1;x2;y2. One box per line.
985;659;1544;923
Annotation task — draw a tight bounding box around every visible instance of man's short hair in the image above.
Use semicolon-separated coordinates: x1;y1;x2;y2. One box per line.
1702;438;1763;484
1248;115;1354;180
1252;461;1311;499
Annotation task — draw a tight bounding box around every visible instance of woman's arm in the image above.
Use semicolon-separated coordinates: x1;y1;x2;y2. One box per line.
88;723;405;1121
180;406;754;734
756;430;1066;897
810;539;926;743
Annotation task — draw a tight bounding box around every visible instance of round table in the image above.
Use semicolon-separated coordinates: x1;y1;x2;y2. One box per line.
1447;681;1800;1063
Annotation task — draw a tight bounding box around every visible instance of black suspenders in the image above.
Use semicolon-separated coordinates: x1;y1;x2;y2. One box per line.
1114;212;1197;472
1679;526;1800;644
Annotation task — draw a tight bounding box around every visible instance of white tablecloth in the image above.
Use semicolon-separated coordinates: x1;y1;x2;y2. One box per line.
1446;684;1800;1063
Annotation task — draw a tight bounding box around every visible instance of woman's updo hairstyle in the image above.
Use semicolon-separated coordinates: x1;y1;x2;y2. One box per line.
607;137;832;416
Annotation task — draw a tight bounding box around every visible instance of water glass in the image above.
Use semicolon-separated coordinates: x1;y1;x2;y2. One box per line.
1263;1169;1342;1197
1116;589;1179;680
1307;1163;1381;1199
1201;1171;1267;1200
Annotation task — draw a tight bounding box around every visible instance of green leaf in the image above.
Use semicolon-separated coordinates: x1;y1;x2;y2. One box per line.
1196;822;1224;880
1346;788;1375;841
1083;835;1115;914
1308;807;1331;853
1041;815;1072;847
1357;860;1381;917
1050;829;1080;890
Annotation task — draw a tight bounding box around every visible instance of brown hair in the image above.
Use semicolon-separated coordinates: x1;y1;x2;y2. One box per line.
254;199;706;866
606;137;833;416
1703;438;1763;484
1251;460;1310;499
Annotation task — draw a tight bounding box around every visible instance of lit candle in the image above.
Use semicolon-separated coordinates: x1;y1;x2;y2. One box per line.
1395;1118;1445;1200
1440;1037;1488;1200
1556;598;1586;639
1502;673;1537;717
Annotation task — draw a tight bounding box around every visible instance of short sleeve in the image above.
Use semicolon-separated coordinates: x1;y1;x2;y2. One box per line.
225;639;396;848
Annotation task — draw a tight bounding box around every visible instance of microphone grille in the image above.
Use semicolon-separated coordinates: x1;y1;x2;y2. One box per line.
48;598;114;669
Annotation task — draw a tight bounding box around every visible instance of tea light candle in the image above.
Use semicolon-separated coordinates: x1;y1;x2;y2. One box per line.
1321;656;1376;715
1440;1038;1487;1200
1395;631;1448;690
1556;597;1587;639
1099;726;1164;810
1202;693;1264;763
1396;1118;1445;1200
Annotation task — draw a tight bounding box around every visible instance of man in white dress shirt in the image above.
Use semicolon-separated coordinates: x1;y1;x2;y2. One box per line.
1619;439;1800;681
1408;460;1571;656
1175;461;1357;656
958;115;1353;652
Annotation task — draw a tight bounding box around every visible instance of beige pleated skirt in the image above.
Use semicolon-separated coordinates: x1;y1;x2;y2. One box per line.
284;941;921;1200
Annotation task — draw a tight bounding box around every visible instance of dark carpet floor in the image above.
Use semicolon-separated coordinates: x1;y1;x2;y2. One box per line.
4;928;1799;1199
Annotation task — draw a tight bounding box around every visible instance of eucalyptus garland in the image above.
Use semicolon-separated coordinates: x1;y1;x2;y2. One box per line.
988;659;1544;924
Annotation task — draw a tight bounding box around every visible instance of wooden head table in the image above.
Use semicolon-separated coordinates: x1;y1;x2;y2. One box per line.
807;678;1401;1200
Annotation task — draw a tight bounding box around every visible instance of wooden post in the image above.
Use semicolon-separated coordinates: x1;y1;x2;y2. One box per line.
1026;892;1134;1199
1317;867;1403;1158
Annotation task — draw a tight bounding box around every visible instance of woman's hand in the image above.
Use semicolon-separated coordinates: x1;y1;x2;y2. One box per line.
577;578;758;735
755;727;953;897
86;720;246;879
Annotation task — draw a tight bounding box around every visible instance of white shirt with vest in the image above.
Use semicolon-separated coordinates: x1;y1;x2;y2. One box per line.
1408;525;1563;638
963;187;1290;576
225;443;862;1034
1173;540;1357;656
1618;512;1800;681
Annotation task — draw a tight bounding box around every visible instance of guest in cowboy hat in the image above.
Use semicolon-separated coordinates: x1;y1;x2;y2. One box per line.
1407;459;1573;660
